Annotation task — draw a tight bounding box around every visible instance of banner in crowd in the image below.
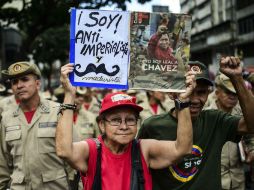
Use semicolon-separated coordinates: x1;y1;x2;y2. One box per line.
69;8;130;89
69;9;192;92
128;12;192;92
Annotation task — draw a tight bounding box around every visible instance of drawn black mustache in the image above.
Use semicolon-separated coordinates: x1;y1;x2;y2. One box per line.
74;63;120;77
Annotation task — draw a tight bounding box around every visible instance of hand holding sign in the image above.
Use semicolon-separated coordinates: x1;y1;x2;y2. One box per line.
70;9;130;89
60;63;76;97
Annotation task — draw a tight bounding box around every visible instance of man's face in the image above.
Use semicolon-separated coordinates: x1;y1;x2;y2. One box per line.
216;86;238;110
11;74;40;102
158;34;170;50
152;91;165;102
74;94;85;110
189;81;211;118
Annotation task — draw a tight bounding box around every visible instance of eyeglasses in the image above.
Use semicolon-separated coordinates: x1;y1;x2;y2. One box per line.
104;117;138;126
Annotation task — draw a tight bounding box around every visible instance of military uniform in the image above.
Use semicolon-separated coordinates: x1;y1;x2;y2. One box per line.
205;73;245;190
84;97;100;115
0;95;18;112
74;108;99;140
206;99;245;190
138;99;167;125
0;108;12;190
0;61;76;190
0;98;73;190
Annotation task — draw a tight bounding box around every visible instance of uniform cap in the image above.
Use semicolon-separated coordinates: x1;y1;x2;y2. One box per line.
7;89;13;94
247;73;254;84
188;61;213;86
53;85;64;96
99;92;143;115
76;87;87;95
215;73;236;94
126;89;138;95
2;61;41;79
0;83;6;92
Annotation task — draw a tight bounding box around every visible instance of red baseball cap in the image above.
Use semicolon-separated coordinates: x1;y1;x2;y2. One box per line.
99;92;143;115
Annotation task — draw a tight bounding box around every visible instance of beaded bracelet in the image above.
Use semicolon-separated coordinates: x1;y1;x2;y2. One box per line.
57;103;77;116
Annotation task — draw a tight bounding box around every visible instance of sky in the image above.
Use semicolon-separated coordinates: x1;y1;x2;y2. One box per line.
126;0;181;13
100;0;181;13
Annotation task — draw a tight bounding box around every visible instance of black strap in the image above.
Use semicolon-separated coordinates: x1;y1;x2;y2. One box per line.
92;139;102;190
71;171;80;190
130;139;145;190
91;139;144;190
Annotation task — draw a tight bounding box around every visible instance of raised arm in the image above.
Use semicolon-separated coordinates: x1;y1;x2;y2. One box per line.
220;57;254;134
141;71;195;169
55;63;89;172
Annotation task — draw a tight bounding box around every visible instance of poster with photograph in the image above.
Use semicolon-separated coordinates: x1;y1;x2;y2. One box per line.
69;8;130;89
128;12;192;92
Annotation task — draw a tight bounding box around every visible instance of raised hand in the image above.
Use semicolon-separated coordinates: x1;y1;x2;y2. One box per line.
168;70;196;101
60;63;76;96
220;56;242;77
178;70;196;101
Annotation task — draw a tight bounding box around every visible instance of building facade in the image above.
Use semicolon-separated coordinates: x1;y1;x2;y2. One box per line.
180;0;254;73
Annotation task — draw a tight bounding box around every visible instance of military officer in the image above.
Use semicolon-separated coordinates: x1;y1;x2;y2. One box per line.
139;91;169;125
0;61;72;189
205;73;245;190
73;87;99;140
0;107;12;190
81;87;100;115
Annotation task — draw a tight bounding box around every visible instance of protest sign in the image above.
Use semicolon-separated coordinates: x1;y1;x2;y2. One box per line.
69;8;130;89
128;12;192;92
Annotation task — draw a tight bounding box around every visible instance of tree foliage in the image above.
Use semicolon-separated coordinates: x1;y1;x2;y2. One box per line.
0;0;151;87
1;0;151;61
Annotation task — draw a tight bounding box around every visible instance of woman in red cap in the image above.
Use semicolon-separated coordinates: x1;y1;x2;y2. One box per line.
56;63;196;190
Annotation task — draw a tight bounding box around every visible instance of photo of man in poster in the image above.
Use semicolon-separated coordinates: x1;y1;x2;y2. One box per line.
128;12;192;92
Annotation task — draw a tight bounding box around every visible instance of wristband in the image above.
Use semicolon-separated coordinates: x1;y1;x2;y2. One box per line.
174;99;190;110
57;103;77;115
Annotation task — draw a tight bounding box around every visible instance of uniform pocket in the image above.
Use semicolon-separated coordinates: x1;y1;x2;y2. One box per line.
42;169;66;182
5;129;21;141
37;126;56;153
5;129;22;156
42;169;69;190
10;171;25;184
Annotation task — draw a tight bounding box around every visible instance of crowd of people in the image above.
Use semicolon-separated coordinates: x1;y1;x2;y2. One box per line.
0;56;254;190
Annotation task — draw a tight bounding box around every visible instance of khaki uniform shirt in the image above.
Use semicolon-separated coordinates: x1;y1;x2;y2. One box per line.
0;96;4;101
0;98;71;190
74;108;99;140
85;97;100;115
162;96;175;112
205;99;245;190
0;95;18;112
139;100;167;126
0;124;12;190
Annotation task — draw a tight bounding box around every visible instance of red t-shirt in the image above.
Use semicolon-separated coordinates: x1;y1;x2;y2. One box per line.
73;113;78;124
150;103;158;115
83;103;90;110
83;136;152;190
24;110;36;124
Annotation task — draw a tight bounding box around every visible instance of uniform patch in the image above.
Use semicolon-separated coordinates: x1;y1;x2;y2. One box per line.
39;122;57;128
6;125;21;132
